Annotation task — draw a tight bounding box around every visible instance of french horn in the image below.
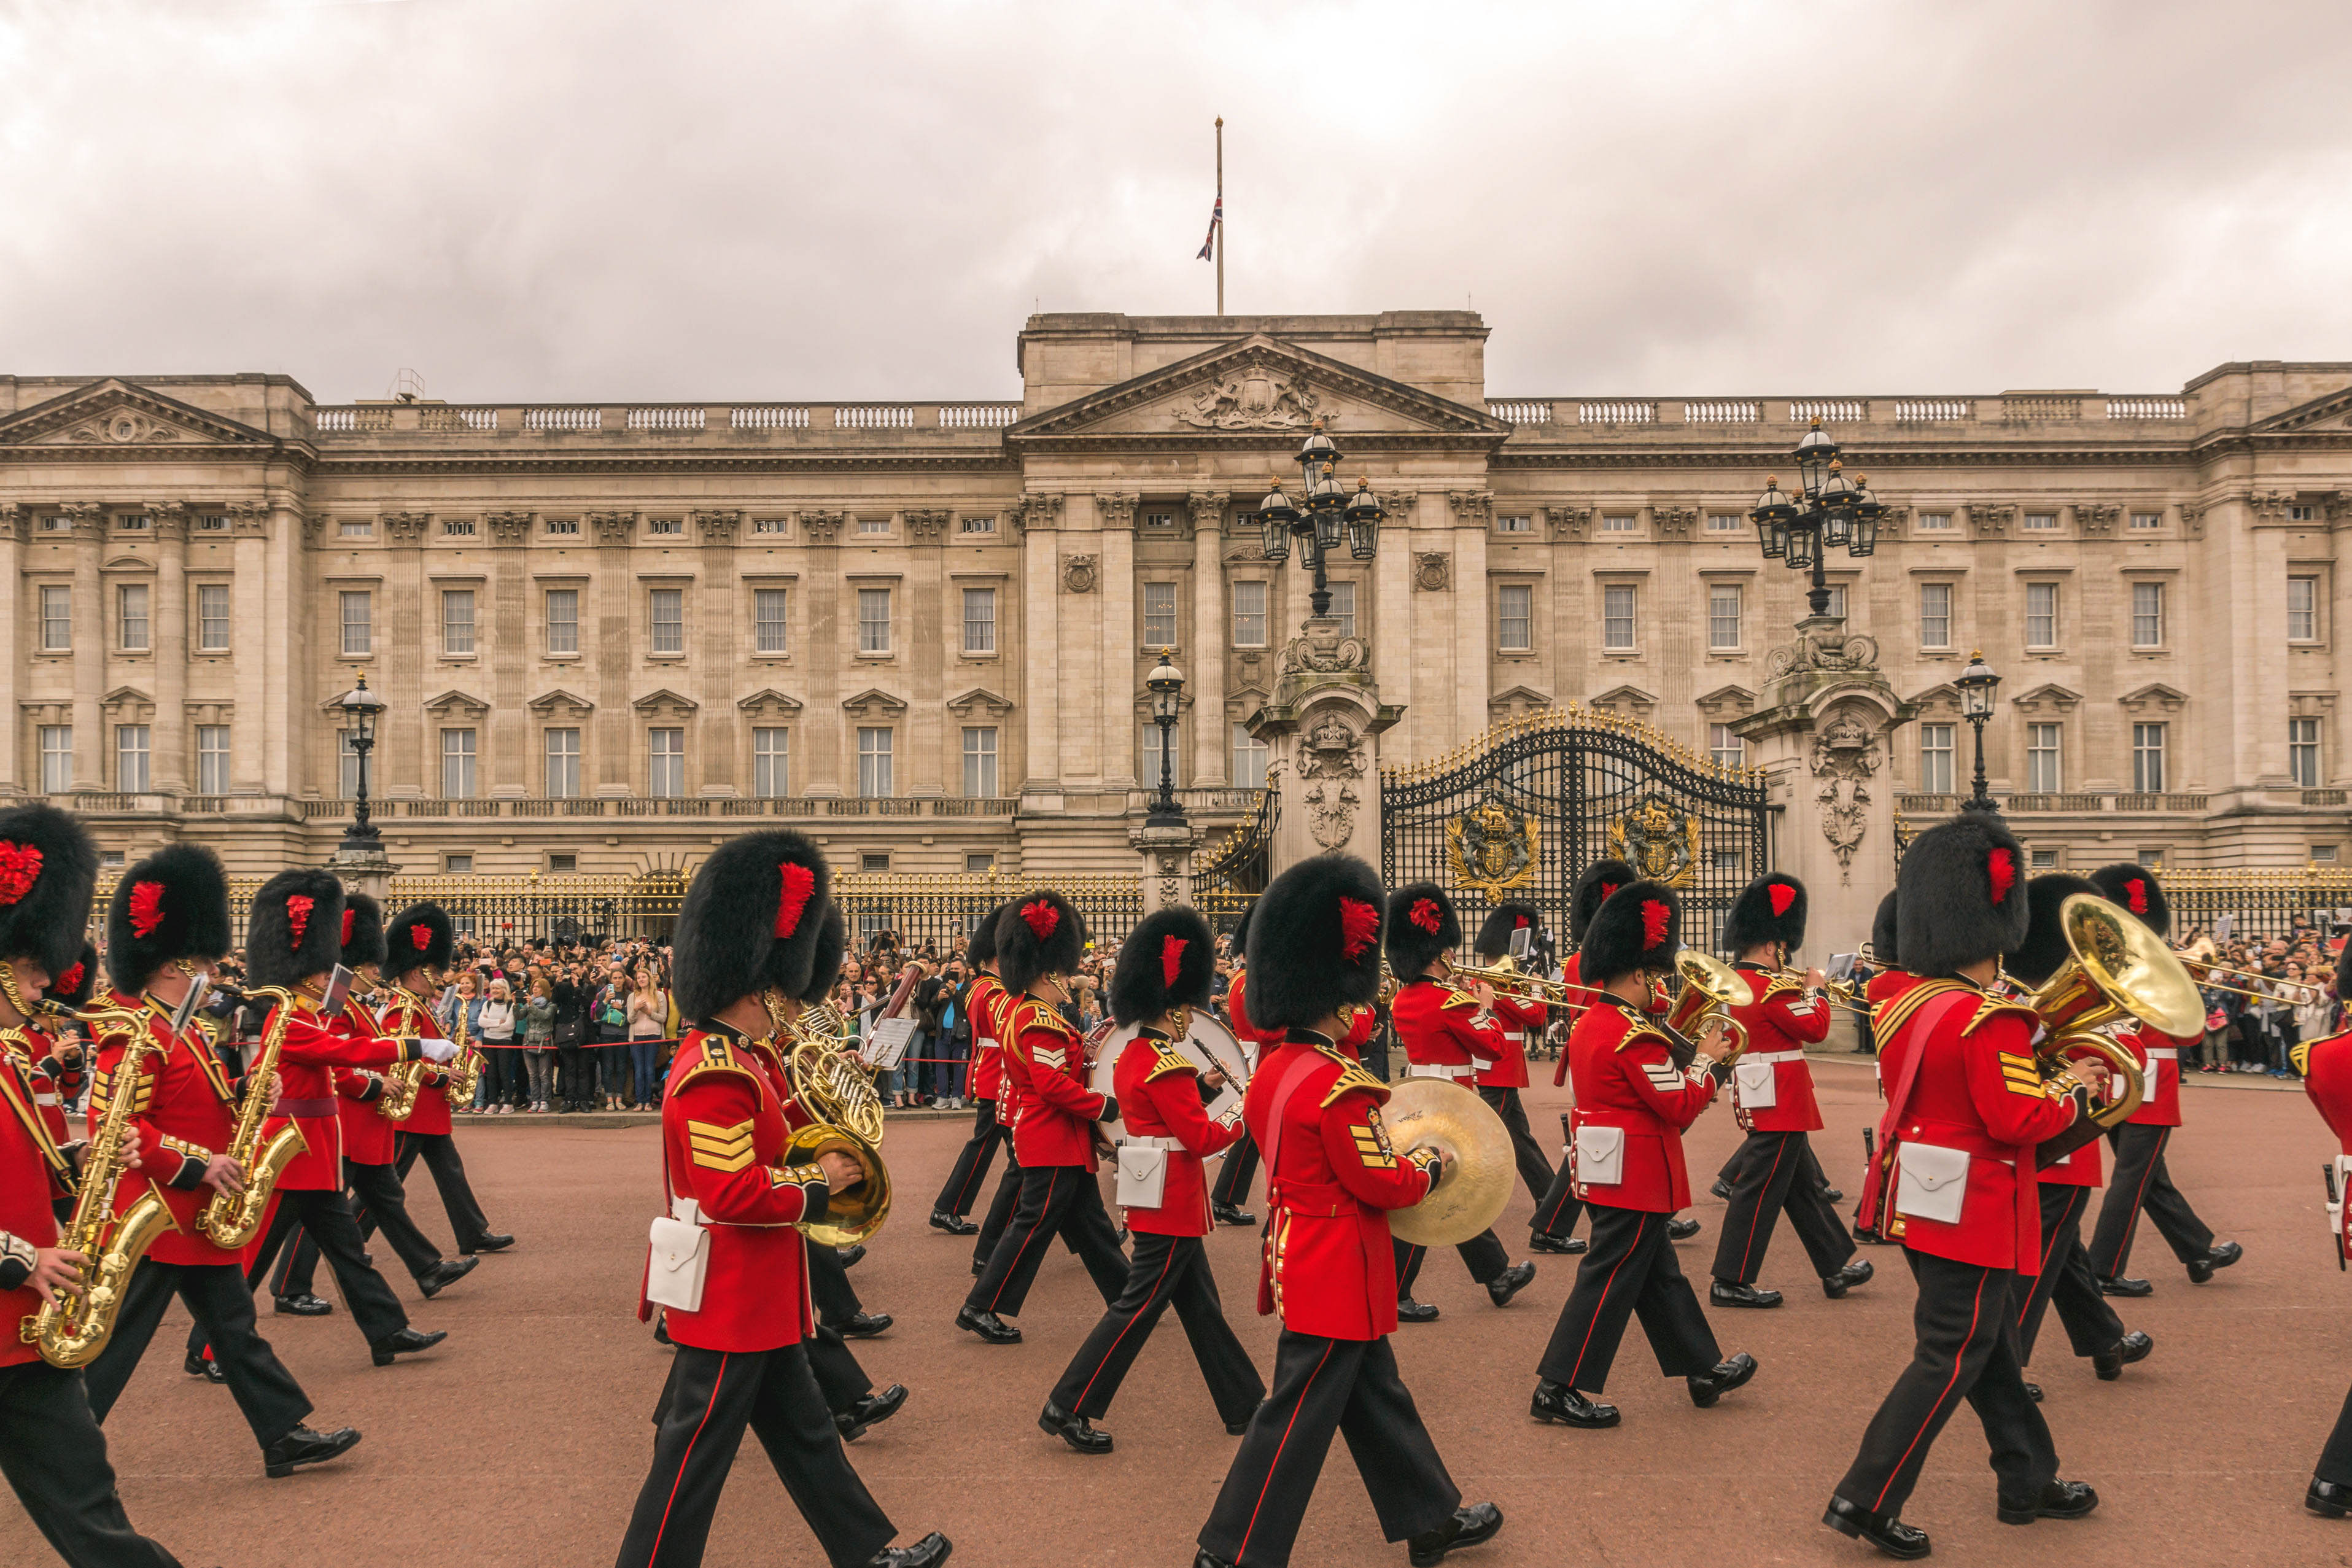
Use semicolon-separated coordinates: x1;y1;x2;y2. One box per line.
2027;893;2205;1136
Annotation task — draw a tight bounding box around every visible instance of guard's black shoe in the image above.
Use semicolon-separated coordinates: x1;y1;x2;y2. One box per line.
263;1425;362;1478
836;1311;893;1339
1407;1502;1503;1567
370;1328;446;1367
836;1383;908;1442
2186;1240;2241;1284
1998;1478;2098;1524
1038;1399;1112;1454
1818;1184;1845;1203
929;1210;978;1236
864;1531;952;1568
1710;1280;1783;1309
1193;1550;1240;1568
1224;1405;1259;1436
2024;1380;2043;1403
1667;1217;1702;1241
970;1258;988;1276
1213;1203;1256;1227
1397;1297;1440;1323
652;1314;673;1346
184;1350;224;1383
1687;1353;1758;1408
838;1244;867;1269
1530;1380;1618;1428
2098;1275;2152;1297
1823;1496;1930;1559
358;1252;375;1268
1486;1260;1536;1307
2092;1329;2153;1380
1823;1260;1874;1299
2309;1477;2352;1518
417;1256;478;1299
1528;1233;1585;1255
1710;1179;1734;1200
470;1233;515;1254
954;1305;1021;1344
274;1293;333;1317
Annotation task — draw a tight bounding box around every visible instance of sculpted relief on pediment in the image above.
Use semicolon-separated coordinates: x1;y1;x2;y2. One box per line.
1172;365;1330;432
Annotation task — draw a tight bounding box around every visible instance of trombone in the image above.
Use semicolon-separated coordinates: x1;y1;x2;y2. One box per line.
1768;966;1874;1017
2178;956;2326;1007
1445;954;1588;1011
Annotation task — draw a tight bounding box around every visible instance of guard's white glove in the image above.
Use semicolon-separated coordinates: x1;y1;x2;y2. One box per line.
418;1038;460;1064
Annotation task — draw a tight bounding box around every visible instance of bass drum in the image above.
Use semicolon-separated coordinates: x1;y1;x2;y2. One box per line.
1086;1013;1252;1141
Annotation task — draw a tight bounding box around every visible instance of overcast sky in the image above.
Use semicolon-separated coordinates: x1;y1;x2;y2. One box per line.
4;0;2349;404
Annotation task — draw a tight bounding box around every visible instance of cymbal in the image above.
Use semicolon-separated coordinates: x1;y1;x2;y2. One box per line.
1383;1079;1513;1248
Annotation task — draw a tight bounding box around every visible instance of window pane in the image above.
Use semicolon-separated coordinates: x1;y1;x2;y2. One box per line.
546;589;579;654
1497;584;1532;651
962;588;996;654
441;589;475;656
857;727;893;797
754;588;790;654
196;725;230;794
1601;513;1635;532
1919;583;1952;648
1709;723;1744;769
2025;581;2057;648
2131;581;2163;648
1497;514;1532;533
195;584;231;651
650;589;683;654
2292;717;2323;788
2132;723;2166;793
115;725;149;792
39;727;71;793
1232;582;1268;646
1327;581;1357;640
858;516;889;535
2129;511;2162;530
753;727;790;798
648;728;685;798
1143;581;1179;646
1920;723;1954;794
1823;584;1847;620
2023;511;2057;531
118;584;149;651
1141;724;1171;787
1917;511;1952;532
2291;576;2318;641
2027;723;2062;793
338;731;359;797
1602;585;1635;651
1707;585;1741;650
441;729;477;798
1231;723;1268;789
962;726;998;797
340;591;371;655
545;728;581;798
39;586;71;651
858;589;891;653
1706;513;1742;532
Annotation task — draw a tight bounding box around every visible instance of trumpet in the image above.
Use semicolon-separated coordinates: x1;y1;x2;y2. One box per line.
1446;955;1587;1010
1664;952;1752;1063
2178;956;2326;1007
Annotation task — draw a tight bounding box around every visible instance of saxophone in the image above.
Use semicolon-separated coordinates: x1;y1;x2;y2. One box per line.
21;1006;178;1367
196;987;311;1249
443;988;482;1107
377;987;428;1122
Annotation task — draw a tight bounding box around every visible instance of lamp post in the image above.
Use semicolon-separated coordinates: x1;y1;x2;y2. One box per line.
1145;653;1186;827
334;673;389;856
1955;650;2002;813
1254;421;1384;624
1749;417;1882;619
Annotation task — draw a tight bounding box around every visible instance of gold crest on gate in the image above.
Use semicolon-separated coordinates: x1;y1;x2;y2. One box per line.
1446;801;1539;898
1609;796;1702;887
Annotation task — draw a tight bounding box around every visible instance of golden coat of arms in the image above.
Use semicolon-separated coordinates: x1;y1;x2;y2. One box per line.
1609;796;1702;887
1446;801;1539;898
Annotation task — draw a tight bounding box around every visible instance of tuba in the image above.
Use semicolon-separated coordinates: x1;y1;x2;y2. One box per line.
2025;893;2203;1142
197;987;311;1249
1664;951;1753;1065
22;1005;179;1366
774;996;891;1248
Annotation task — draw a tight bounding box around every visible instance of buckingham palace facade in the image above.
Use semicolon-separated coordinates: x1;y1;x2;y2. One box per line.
4;309;2351;881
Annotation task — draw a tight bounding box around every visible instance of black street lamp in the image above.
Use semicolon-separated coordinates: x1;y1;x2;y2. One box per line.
1252;421;1383;621
335;673;388;855
1146;653;1186;828
1955;650;2002;813
1749;417;1880;619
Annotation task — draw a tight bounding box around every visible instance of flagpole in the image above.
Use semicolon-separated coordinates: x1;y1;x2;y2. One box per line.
1214;116;1224;317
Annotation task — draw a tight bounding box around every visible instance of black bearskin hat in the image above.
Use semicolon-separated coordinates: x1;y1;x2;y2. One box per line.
0;803;97;978
2090;863;2170;940
1723;872;1808;955
55;942;99;1009
1244;853;1386;1033
1384;882;1461;977
672;830;832;1022
1569;858;1637;944
246;868;347;989
105;843;233;993
2007;874;2099;990
1895;815;2029;978
1870;891;1901;971
2336;933;2352;1003
384;902;454;982
1580;880;1683;984
965;900;1012;969
796;904;847;1005
1473;902;1543;963
998;890;1085;995
1111;906;1216;1027
340;891;387;972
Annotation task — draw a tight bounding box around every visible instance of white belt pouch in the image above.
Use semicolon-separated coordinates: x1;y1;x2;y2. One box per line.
1116;1138;1173;1208
645;1196;710;1313
1573;1124;1626;1186
1732;1058;1778;1109
1895;1143;1970;1227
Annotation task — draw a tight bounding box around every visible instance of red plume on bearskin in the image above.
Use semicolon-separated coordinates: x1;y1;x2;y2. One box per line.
1244;853;1386;1032
286;895;314;948
384;902;456;980
2087;862;2170;939
998;890;1084;993
671;830;833;1023
55;960;82;996
1410;898;1442;934
341;907;355;945
1723;872;1807;954
1110;906;1213;1027
0;805;95;979
774;861;817;938
1769;883;1796;917
413;925;431;950
106;844;231;994
1161;935;1188;990
128;881;166;938
1641;899;1672;947
0;842;42;906
1383;882;1459;976
1020;899;1060;942
2125;878;2149;915
244;868;345;989
340;893;386;969
1339;898;1380;960
1569;858;1637;944
1580;880;1682;983
1473;901;1543;962
1987;849;2016;905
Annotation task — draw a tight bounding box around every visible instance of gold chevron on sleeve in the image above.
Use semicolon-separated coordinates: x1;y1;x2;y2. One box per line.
687;1116;758;1173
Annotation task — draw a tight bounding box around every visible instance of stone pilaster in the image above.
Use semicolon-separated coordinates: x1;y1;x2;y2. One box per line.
589;511;634;795
907;510;949;796
149;502;188;793
66;503;102;793
0;505;19;791
486;512;532;796
229;502;269;794
1130;820;1203;915
1188;493;1228;786
1096;492;1138;788
801;510;846;795
694;510;740;793
1015;493;1063;794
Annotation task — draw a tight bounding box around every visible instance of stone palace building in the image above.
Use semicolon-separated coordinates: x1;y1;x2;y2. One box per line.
4;309;2350;882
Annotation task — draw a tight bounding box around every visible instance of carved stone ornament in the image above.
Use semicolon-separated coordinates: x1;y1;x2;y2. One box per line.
1157;851;1185;907
1304;780;1360;850
800;510;846;543
1446;799;1540;898
1609;796;1701;887
1278;618;1370;675
1446;491;1494;529
2180;503;2205;540
229;500;268;538
1011;492;1064;535
382;511;430;545
1062;554;1098;594
589;510;635;544
1094;492;1139;530
1765;623;1882;680
694;509;742;545
1969;504;2015;540
1174;366;1325;431
0;503;22;546
1809;705;1884;883
1187;491;1226;535
1548;506;1593;542
148;500;188;540
69;411;180;444
1652;505;1698;541
1298;712;1365;780
1414;553;1451;592
487;510;532;545
905;510;950;543
2076;503;2120;537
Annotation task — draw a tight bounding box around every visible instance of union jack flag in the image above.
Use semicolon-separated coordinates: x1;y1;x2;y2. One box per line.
1197;196;1221;261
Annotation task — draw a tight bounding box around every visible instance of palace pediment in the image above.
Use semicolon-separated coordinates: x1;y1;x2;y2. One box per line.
1005;335;1508;450
0;378;282;450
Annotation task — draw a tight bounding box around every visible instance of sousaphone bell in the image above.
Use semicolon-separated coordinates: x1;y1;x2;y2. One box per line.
2027;893;2203;1152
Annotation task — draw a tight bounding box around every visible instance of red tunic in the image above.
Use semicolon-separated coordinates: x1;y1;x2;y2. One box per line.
378;987;454;1137
0;1028;72;1146
258;997;416;1190
0;1049;76;1368
91;992;243;1268
1248;1036;1438;1340
1005;997;1107;1170
966;974;1007;1104
1478;993;1543;1090
1866;969;1929;1098
1553;954;1666;1085
2306;1028;2352;1154
1225;971;1271;1051
641;1027;828;1352
1392;977;1508;1084
1568;995;1718;1213
1726;963;1831;1133
1113;1028;1242;1236
2114;1023;2192;1128
329;997;399;1166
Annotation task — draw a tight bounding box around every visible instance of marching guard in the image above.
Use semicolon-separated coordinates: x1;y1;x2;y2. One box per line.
1208;901;1262;1227
1039;905;1265;1454
615;830;946;1568
927;902;1019;1265
1196;853;1502;1568
1467;904;1559;1216
1826;816;2100;1559
2081;864;2243;1295
1383;882;1535;1321
1531;880;1754;1429
2299;940;2352;1518
4;940;93;1155
958;892;1128;1343
1708;872;1872;1309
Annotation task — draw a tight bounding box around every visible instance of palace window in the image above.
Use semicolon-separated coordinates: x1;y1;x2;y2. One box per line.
1915;511;1953;532
39;514;70;533
1327;581;1357;640
650;589;683;654
337;518;369;538
963;588;996;654
1919;583;1952;648
1141;724;1176;789
2024;581;2059;649
441;728;477;798
753;728;790;798
2130;511;2162;530
2132;723;2167;793
2027;723;2062;793
2292;717;2324;788
1232;723;1268;789
1496;514;1531;534
861;853;891;873
963;726;999;797
1143;510;1178;530
1232;582;1268;647
445;855;473;874
2291;505;2319;522
1707;584;1741;650
966;852;996;872
2032;848;2060;870
753;518;788;535
2131;581;2164;648
198;585;230;651
1143;581;1179;647
338;731;360;797
858;516;890;535
856;727;893;798
441;589;475;656
340;591;372;655
39;586;69;651
960;516;995;535
1707;513;1742;532
1601;513;1636;532
1601;584;1636;651
195;513;228;533
1823;584;1847;619
545;518;579;536
1710;724;1745;769
1497;584;1532;651
857;588;891;654
1919;723;1955;794
2136;849;2164;869
754;588;790;654
39;727;71;794
118;584;149;651
196;726;230;795
2022;511;2058;532
546;589;579;654
441;517;476;537
545;728;581;798
647;518;682;537
115;725;150;792
648;728;685;798
2290;575;2321;642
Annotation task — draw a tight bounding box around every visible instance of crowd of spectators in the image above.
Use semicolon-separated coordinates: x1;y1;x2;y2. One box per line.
2177;917;2345;1079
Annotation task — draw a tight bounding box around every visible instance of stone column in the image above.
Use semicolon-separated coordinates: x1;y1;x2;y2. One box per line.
1015;494;1063;794
481;511;533;797
150;502;189;793
802;510;847;796
379;511;432;796
260;502;302;798
0;505;19;790
66;503;103;792
1097;492;1138;787
1188;493;1228;786
589;511;634;794
694;510;741;794
229;502;270;794
1448;491;1493;748
906;510;950;796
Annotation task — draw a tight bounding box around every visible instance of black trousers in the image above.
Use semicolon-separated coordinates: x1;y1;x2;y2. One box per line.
2088;1123;2215;1278
0;1364;182;1568
85;1260;313;1451
1537;1203;1721;1392
1834;1248;2060;1518
1478;1085;1556;1205
1392;1228;1508;1300
276;1158;444;1296
972;1149;1023;1271
186;1186;409;1354
2012;1183;2124;1366
1711;1130;1856;1285
1531;1114;1584;1240
1211;1132;1260;1210
932;1097;1008;1217
378;1131;494;1254
805;1326;872;1416
966;1163;1129;1318
1719;1133;1831;1195
615;1342;895;1568
1049;1231;1264;1425
806;1243;863;1325
2318;1382;2352;1486
1198;1332;1459;1568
